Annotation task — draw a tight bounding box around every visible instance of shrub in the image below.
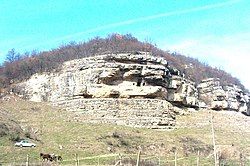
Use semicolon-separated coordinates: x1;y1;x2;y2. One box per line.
9;133;20;142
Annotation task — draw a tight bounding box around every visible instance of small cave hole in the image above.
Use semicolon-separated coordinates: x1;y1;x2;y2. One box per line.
136;78;142;87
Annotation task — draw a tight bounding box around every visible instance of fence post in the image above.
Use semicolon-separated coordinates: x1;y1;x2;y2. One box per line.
136;150;141;166
75;153;79;166
239;153;243;166
210;113;218;166
78;154;80;166
26;154;29;166
158;156;161;166
196;150;200;166
174;150;177;166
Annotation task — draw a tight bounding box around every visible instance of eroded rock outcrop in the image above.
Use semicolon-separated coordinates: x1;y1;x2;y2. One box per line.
16;52;199;106
61;98;176;129
16;52;196;129
198;78;249;112
17;52;171;102
13;52;249;129
198;78;227;110
167;75;199;107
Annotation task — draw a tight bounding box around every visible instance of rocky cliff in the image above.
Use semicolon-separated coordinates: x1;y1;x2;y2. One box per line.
198;78;249;113
13;52;250;129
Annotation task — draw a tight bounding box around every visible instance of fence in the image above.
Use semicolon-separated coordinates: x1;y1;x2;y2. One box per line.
1;149;249;166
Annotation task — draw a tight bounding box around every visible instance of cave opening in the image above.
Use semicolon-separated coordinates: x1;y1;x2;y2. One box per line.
137;78;142;86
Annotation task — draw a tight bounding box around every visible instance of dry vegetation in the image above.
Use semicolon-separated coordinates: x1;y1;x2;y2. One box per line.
0;34;245;92
0;96;249;165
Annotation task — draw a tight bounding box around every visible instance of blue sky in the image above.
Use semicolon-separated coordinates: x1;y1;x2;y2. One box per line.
0;0;250;89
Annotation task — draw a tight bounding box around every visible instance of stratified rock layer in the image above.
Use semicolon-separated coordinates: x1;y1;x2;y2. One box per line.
16;52;200;106
56;98;176;129
167;76;199;107
14;52;249;129
16;52;193;129
198;78;249;112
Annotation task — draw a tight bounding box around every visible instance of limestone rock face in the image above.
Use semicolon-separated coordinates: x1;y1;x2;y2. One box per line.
197;78;221;106
198;78;249;112
16;74;52;102
14;52;249;129
16;52;199;106
56;98;176;129
15;52;188;129
167;76;199;107
17;53;169;102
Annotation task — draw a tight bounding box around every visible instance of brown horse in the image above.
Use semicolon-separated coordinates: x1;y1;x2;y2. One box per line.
40;153;53;161
40;153;62;162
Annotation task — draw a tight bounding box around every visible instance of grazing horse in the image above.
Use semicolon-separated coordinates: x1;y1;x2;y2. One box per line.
40;153;53;161
40;153;62;162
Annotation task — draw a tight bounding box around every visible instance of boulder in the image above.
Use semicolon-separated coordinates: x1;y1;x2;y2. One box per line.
211;100;228;110
167;76;199;107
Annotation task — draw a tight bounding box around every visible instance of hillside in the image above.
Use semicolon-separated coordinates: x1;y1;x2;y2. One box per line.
0;97;23;140
0;97;249;165
0;34;245;91
0;34;249;166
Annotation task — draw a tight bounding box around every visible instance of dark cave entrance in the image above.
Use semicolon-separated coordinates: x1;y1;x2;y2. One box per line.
136;78;142;86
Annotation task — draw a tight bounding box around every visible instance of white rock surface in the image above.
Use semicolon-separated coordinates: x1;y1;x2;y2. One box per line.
198;78;249;112
13;52;249;129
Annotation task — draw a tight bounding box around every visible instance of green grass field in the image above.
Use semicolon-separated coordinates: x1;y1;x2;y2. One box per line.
0;98;249;165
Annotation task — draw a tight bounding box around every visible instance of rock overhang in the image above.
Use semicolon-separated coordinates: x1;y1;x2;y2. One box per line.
13;52;250;129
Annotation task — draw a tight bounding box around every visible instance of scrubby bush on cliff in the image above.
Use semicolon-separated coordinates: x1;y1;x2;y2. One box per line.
0;33;244;90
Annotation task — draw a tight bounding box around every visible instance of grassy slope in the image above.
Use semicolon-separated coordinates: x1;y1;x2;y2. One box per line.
0;97;250;165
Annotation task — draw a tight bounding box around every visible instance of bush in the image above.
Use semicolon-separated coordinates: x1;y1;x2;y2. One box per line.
9;133;20;142
120;138;130;147
0;34;245;91
0;123;8;137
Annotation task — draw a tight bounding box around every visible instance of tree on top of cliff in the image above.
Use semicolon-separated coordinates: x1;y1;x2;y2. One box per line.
5;49;21;63
0;33;245;91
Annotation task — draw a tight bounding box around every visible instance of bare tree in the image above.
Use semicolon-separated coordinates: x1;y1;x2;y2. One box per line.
6;48;21;62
